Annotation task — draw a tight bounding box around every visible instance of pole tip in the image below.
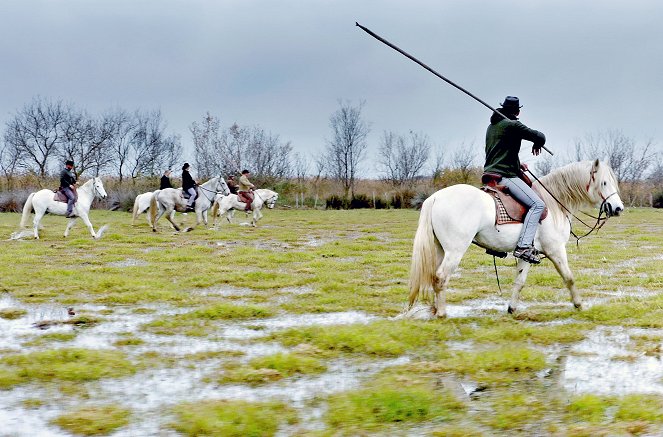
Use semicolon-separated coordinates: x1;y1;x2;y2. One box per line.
355;21;360;26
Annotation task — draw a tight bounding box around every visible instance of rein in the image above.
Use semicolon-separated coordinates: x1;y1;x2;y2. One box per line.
526;169;614;244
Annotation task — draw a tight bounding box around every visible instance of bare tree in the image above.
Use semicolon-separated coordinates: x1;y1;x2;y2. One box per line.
58;108;116;177
0;139;23;189
575;130;655;182
127;109;176;179
377;130;430;188
106;108;138;183
325;100;370;198
4;96;68;177
190;112;223;179
451;142;477;183
246;126;292;184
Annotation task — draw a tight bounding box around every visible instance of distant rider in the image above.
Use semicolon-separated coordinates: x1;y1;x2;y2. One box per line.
484;96;545;264
160;169;173;190
237;169;255;212
226;175;239;195
59;160;78;218
182;163;197;212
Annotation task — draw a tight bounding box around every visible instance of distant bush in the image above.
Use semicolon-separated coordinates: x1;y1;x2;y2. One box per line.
326;195;349;210
349;194;371;209
654;191;663;208
0;189;32;213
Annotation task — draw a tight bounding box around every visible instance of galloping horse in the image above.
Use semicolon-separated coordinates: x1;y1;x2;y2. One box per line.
149;176;229;231
211;188;278;228
408;160;624;317
20;177;108;239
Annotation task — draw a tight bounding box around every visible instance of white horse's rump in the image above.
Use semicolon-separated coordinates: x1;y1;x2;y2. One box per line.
20;177;108;239
408;160;624;318
132;191;156;225
211;188;278;228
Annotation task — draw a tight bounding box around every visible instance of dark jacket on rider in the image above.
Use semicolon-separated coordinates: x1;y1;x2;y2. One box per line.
160;175;173;190
60;168;77;189
484;112;546;178
182;169;196;190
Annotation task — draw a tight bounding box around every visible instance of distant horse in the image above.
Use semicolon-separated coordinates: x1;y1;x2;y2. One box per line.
211;188;278;228
20;177;108;239
192;176;230;226
150;176;230;231
407;160;624;317
132;190;156;226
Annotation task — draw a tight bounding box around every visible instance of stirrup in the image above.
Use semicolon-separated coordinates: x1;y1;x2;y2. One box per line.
513;246;541;264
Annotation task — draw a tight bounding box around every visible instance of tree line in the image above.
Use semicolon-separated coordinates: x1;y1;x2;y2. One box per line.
1;96;661;207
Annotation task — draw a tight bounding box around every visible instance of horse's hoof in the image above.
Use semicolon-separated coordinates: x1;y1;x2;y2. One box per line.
573;302;582;310
152;228;157;232
507;306;516;314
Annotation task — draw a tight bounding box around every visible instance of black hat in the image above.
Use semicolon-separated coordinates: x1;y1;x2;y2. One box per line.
241;169;250;174
182;163;190;170
65;160;74;166
499;96;522;110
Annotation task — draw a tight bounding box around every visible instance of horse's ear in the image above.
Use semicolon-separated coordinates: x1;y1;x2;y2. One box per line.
593;159;600;170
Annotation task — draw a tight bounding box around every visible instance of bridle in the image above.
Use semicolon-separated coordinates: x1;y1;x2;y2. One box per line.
198;177;230;203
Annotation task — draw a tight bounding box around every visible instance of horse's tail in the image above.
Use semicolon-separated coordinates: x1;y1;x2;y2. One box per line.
149;193;158;231
20;192;35;228
408;195;439;308
210;199;219;223
131;195;141;225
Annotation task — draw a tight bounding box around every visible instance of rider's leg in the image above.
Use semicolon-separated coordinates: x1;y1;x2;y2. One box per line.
63;187;76;217
186;188;197;209
501;177;545;262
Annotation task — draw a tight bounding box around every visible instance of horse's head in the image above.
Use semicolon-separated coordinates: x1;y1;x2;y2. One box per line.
587;159;623;217
265;191;278;209
92;177;108;200
216;176;230;196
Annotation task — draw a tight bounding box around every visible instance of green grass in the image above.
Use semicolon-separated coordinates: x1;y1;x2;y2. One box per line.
170;399;297;436
51;404;131;436
1;207;662;434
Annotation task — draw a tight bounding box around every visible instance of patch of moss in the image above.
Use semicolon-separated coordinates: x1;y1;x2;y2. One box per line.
170;399;297;436
325;379;465;432
22;331;77;347
51;404;131;436
0;348;136;389
220;352;326;385
270;319;455;357
0;307;27;320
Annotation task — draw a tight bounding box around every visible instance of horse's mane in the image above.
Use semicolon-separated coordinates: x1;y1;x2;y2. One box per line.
535;160;617;223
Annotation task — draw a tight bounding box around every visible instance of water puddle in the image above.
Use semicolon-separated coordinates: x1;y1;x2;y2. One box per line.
106;258;149;268
560;326;663;395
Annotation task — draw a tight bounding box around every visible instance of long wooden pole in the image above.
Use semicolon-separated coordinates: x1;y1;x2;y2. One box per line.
355;22;553;156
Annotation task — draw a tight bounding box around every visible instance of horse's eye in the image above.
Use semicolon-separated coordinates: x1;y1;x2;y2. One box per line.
602;181;607;186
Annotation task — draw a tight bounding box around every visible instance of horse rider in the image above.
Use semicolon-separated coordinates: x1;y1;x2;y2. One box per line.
182;163;197;212
484;96;545;264
237;169;255;211
60;159;78;218
160;169;173;190
226;175;239;195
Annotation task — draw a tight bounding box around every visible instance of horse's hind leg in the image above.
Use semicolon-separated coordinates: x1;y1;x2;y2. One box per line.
165;209;181;232
508;259;531;314
432;250;462;318
546;247;581;309
33;212;45;239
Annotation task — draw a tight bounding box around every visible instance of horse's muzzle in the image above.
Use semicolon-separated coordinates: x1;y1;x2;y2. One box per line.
603;202;623;217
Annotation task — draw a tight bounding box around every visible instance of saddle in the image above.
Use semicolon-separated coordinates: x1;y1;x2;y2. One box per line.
480;173;548;225
53;187;76;203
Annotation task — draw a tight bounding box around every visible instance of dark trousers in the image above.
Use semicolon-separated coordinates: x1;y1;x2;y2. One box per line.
238;191;254;211
62;186;77;215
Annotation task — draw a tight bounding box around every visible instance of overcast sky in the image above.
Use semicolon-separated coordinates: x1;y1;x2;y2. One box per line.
1;0;661;174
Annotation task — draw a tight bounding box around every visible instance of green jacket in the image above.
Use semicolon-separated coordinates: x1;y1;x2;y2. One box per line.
484;116;545;178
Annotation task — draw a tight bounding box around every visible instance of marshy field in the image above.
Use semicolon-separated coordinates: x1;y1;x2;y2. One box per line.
1;206;662;436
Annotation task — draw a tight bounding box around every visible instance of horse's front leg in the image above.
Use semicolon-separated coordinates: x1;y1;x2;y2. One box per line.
508;259;531;314
77;213;96;239
547;247;581;309
202;209;209;227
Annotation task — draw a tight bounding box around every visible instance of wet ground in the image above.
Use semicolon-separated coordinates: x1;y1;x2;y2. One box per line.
2;283;663;435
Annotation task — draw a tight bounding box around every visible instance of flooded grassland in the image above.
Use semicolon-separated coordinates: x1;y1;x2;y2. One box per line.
0;207;662;436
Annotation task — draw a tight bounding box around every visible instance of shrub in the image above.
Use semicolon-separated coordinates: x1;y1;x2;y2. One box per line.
653;191;663;208
326;195;348;209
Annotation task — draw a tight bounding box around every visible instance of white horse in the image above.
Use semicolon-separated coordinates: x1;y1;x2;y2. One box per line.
192;176;230;226
211;188;279;228
408;160;624;317
20;177;108;239
150;176;229;232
